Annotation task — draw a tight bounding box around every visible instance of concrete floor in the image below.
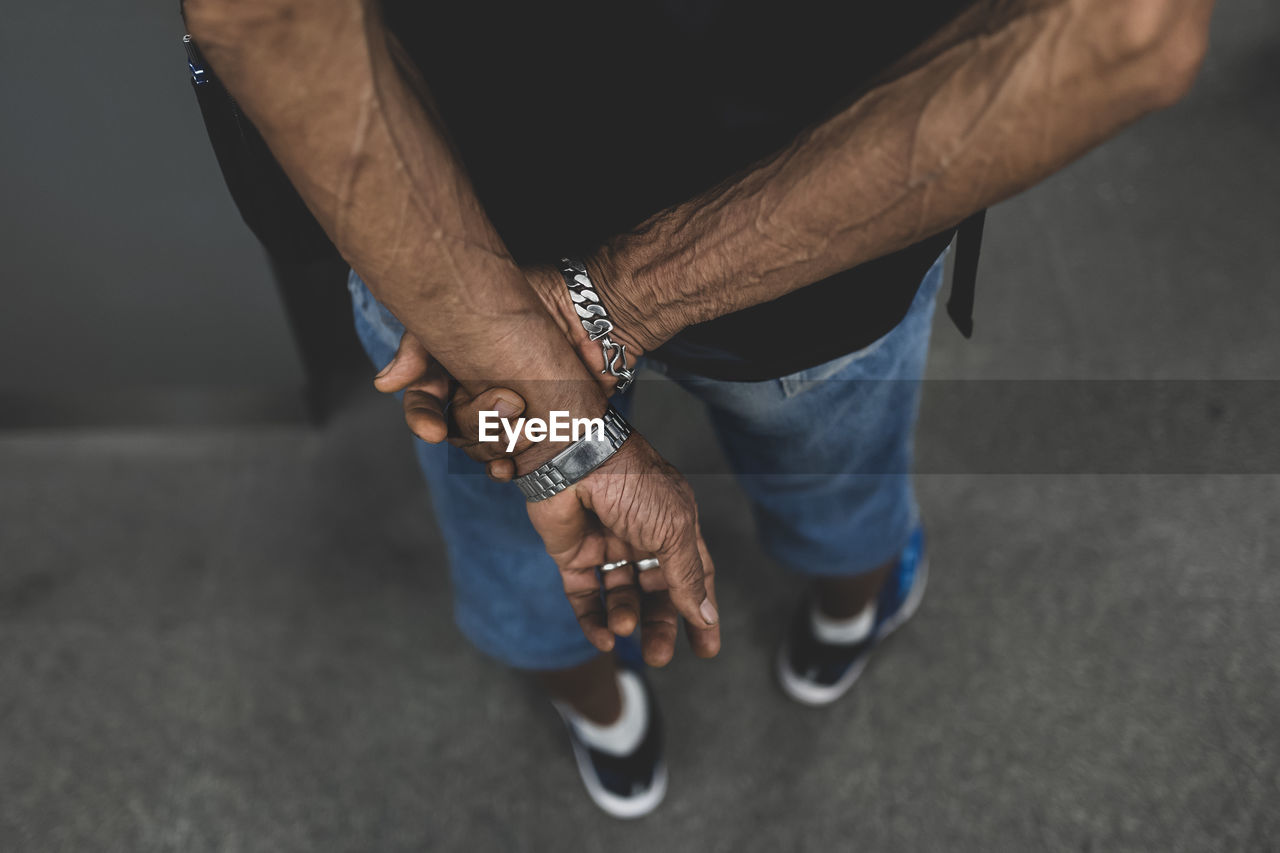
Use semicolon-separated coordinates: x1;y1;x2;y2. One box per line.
2;2;1277;851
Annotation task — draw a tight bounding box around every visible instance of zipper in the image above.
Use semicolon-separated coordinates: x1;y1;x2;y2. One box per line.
182;33;209;86
182;32;246;125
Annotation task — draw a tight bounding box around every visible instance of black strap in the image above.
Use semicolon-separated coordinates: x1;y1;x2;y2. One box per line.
180;14;337;264
946;208;986;339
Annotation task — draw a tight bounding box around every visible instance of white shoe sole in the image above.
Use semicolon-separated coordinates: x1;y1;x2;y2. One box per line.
563;732;669;819
776;556;929;707
553;677;668;820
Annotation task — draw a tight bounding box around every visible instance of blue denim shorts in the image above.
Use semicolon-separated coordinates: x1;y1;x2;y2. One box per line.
348;253;945;670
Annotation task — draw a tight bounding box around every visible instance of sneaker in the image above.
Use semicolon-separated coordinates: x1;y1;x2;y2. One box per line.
776;526;929;706
552;661;667;819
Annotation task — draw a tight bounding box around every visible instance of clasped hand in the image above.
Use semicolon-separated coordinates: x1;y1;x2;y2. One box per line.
372;265;720;667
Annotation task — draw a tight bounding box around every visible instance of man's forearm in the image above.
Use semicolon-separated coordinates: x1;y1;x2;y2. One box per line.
599;0;1213;348
185;0;604;466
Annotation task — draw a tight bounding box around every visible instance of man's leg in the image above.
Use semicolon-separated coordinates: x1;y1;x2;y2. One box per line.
812;562;897;619
659;253;947;702
348;269;603;677
347;271;664;816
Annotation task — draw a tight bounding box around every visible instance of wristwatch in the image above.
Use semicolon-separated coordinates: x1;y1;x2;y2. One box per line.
513;406;633;502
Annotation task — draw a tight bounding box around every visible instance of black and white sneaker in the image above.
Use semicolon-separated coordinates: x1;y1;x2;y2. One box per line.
777;526;929;706
552;664;667;819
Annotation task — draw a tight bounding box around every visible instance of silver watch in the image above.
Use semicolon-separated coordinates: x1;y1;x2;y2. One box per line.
513;406;633;502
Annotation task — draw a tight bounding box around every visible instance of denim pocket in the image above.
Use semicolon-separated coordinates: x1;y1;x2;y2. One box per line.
777;334;889;398
778;248;949;399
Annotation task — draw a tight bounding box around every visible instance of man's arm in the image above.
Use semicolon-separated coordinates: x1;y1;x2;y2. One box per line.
369;0;1212;484
183;0;598;435
588;0;1214;351
184;0;722;656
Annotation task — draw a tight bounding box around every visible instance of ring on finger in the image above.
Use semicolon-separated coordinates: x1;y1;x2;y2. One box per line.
600;560;630;573
636;558;660;572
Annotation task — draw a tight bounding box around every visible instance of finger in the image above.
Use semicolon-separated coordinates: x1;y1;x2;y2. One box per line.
599;537;640;638
449;387;526;447
528;497;615;652
639;589;679;667
443;391;519;462
638;561;670;593
486;459;516;482
684;529;721;658
565;555;614;653
656;520;718;635
403;387;449;444
374;332;432;393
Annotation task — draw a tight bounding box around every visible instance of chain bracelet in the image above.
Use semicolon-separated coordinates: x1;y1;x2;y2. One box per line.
557;257;636;394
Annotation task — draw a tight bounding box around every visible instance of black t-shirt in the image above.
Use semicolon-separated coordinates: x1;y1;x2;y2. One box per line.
383;0;970;381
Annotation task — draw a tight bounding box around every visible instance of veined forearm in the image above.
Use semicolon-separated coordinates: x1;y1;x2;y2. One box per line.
185;0;605;459
602;0;1212;346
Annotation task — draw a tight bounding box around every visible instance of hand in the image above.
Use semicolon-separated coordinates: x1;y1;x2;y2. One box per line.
372;331;528;467
529;438;721;665
374;261;654;479
372;296;720;666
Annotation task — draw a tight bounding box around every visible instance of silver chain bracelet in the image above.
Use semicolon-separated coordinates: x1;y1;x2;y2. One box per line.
557;258;636;394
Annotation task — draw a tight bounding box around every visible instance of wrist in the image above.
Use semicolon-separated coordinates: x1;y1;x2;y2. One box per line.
511;405;634;501
585;239;679;354
424;299;612;474
507;383;613;475
523;260;650;390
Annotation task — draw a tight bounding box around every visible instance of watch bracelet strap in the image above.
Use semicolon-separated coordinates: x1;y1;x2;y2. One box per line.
514;406;633;502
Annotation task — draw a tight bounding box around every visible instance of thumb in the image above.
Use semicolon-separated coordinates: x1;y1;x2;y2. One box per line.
373;332;432;393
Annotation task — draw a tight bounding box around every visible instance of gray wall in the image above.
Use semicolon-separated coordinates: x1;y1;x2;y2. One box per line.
0;2;305;422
